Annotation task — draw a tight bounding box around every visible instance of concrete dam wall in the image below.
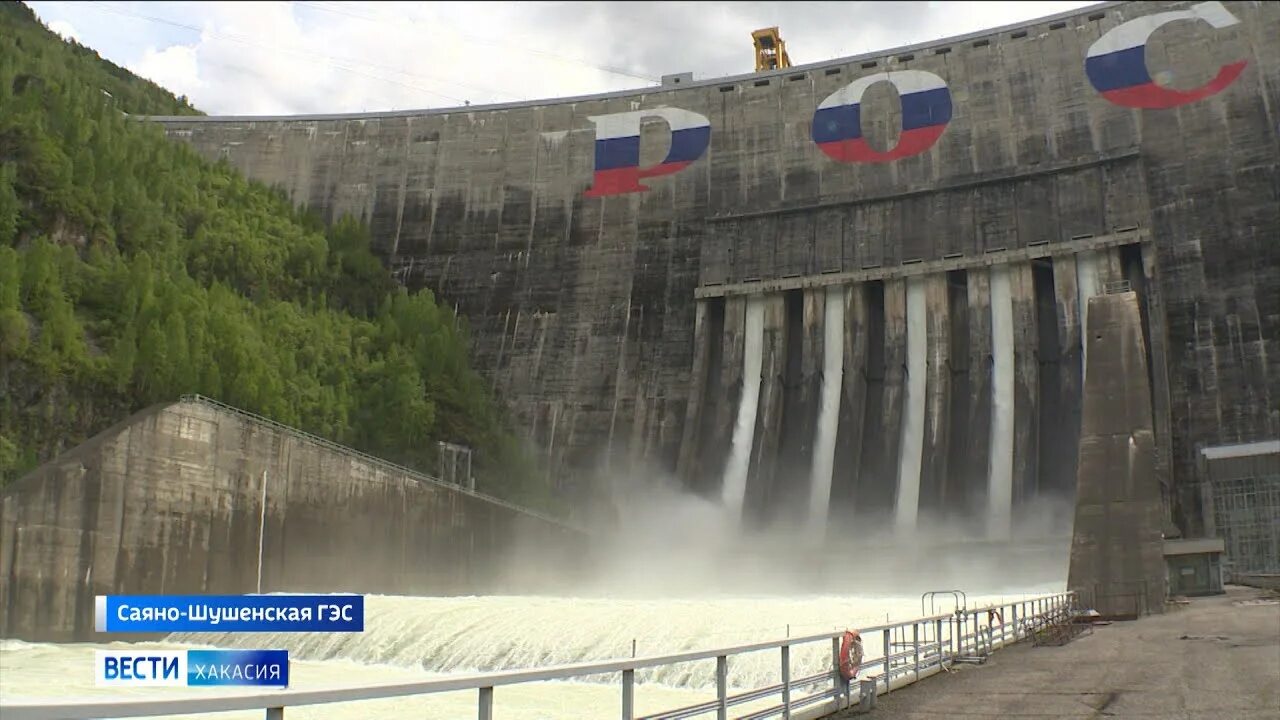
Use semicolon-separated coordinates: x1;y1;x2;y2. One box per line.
152;1;1279;536
0;398;583;642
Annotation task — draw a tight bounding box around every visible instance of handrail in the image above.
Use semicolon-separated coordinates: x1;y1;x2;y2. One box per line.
1;593;1076;720
177;393;583;533
921;590;967;616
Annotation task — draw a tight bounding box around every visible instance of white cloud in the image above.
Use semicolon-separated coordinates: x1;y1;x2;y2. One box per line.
129;44;202;100
47;19;79;43
45;1;1105;116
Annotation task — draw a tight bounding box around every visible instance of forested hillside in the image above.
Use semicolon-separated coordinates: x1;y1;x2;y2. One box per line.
0;3;553;511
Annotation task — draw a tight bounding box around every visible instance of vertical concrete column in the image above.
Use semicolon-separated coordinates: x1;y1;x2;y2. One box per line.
1096;247;1126;287
1010;262;1040;507
773;288;825;523
677;301;712;484
808;284;846;534
830;284;869;525
964;271;994;529
745;294;788;524
680;299;731;494
1117;244;1173;528
716;295;748;462
920;273;952;511
944;272;973;516
1138;245;1176;527
1075;250;1100;385
1051;258;1083;501
878;279;908;527
988;265;1015;541
895;277;928;534
720;296;759;521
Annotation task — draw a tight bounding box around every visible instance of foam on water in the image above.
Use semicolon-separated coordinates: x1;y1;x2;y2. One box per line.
2;592;1045;719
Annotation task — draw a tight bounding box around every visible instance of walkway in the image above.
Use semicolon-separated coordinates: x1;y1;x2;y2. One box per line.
833;585;1280;719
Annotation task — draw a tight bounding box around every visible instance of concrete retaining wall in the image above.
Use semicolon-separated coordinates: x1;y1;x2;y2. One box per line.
1233;574;1280;591
0;400;583;642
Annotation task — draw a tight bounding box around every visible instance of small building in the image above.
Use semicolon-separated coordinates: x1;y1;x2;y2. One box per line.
1164;537;1226;597
1196;440;1280;578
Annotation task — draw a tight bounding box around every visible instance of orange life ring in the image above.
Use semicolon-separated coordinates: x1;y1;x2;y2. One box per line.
838;629;863;680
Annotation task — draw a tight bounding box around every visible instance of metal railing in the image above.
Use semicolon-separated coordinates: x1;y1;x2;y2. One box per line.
176;393;581;532
1;592;1076;720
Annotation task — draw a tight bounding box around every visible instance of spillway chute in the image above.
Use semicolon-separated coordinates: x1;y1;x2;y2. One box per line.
722;295;766;522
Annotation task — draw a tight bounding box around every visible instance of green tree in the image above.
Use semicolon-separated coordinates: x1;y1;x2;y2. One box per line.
0;2;558;516
0;163;19;244
0;246;29;357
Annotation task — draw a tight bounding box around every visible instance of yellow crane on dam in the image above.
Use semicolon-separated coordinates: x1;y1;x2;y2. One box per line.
752;27;792;71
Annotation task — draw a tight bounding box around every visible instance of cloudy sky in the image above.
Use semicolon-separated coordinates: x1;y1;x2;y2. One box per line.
28;1;1102;116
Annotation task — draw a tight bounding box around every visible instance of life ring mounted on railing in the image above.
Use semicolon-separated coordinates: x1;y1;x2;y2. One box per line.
838;629;863;681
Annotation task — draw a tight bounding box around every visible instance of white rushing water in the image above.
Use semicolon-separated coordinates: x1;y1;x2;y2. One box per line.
1;592;1052;720
894;278;928;535
721;295;766;521
807;286;846;534
987;266;1015;541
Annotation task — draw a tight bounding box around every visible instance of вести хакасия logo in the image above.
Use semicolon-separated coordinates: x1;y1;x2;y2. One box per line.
96;649;290;688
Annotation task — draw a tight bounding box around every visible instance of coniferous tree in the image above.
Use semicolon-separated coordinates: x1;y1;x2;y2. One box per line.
0;163;19;243
0;2;554;514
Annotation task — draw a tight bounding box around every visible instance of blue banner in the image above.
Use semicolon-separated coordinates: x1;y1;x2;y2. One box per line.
188;649;289;687
95;594;364;633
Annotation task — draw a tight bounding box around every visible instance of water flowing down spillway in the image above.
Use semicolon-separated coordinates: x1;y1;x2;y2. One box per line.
722;296;766;521
1075;250;1100;386
3;592;1065;720
895;278;928;534
988;266;1015;541
807;287;846;533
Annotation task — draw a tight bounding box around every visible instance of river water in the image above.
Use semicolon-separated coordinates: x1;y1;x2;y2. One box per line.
2;438;1071;718
1;589;1063;719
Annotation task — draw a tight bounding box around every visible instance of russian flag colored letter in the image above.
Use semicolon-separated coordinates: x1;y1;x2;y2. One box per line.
1085;1;1245;109
584;108;711;197
812;70;952;164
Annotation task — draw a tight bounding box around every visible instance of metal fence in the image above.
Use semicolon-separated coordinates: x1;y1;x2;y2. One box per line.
176;393;580;533
1212;474;1280;576
1200;441;1280;576
1;592;1076;720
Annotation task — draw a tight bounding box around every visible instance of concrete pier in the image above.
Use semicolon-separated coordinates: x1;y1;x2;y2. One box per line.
1068;291;1166;618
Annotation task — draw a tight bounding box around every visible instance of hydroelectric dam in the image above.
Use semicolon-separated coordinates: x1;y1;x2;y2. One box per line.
149;0;1278;556
1;1;1279;718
